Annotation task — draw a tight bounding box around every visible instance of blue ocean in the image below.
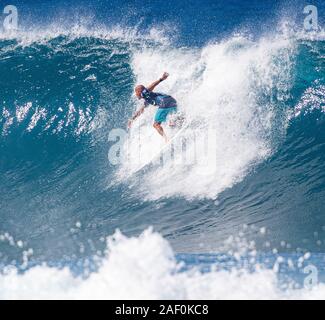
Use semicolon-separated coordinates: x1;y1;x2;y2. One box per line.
0;0;325;299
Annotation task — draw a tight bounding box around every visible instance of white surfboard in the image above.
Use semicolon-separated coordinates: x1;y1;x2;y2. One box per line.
131;124;188;175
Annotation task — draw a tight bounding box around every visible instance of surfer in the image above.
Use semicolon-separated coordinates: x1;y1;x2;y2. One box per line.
128;72;178;142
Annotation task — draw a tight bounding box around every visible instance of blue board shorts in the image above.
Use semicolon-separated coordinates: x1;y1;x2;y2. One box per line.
154;107;177;124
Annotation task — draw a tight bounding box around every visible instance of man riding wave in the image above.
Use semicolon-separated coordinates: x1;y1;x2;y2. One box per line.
128;72;179;142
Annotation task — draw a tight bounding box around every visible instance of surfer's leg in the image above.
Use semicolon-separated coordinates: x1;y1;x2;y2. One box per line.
153;122;168;142
154;108;170;142
167;108;180;128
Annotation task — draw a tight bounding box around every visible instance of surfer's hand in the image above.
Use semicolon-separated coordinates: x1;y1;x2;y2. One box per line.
161;72;169;80
127;119;133;129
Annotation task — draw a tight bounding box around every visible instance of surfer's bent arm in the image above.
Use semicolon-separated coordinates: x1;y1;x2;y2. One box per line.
147;72;169;92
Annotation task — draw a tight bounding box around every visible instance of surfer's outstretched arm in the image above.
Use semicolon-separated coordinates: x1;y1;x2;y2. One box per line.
147;72;169;92
128;106;145;128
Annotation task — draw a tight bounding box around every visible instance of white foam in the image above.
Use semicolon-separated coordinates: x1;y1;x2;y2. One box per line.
0;229;324;300
291;85;325;119
0;22;170;48
121;35;295;199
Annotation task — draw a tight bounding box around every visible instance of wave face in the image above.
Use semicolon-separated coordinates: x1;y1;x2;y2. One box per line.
0;0;325;299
